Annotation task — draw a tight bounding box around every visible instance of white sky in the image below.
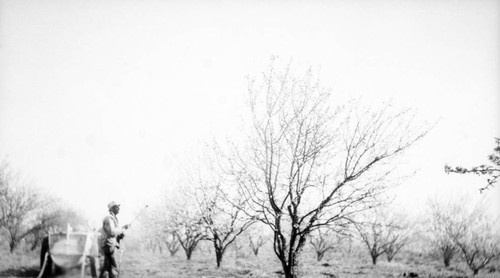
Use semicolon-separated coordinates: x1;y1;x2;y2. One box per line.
1;0;499;226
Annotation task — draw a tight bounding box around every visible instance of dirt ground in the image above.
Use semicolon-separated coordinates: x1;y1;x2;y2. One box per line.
1;245;499;278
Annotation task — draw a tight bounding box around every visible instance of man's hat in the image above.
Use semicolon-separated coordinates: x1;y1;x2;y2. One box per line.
108;201;120;210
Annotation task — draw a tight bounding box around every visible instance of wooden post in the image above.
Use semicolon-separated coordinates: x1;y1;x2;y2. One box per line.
80;233;91;278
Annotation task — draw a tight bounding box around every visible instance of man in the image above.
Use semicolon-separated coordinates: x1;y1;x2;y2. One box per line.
99;201;129;278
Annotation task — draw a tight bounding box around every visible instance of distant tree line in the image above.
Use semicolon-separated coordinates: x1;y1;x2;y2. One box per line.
0;159;87;253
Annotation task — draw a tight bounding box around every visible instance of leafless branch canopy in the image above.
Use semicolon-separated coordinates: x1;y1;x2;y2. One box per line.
213;61;428;277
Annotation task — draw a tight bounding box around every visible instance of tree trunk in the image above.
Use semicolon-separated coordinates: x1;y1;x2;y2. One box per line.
317;251;325;261
277;250;300;278
285;267;296;278
182;240;199;260
442;246;454;267
215;249;223;268
288;254;300;278
186;249;193;260
387;250;394;262
281;239;305;278
444;255;452;267
371;254;378;265
273;223;306;278
280;261;298;278
9;240;17;253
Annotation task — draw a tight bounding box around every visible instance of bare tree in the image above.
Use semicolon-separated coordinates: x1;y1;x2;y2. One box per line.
309;227;339;262
156;236;164;254
247;225;269;256
163;230;180;256
384;237;405;262
449;204;500;275
0;162;40;252
0;161;90;254
195;173;255;267
355;219;387;265
445;137;500;192
169;198;206;260
355;210;410;264
135;204;162;253
383;222;410;262
425;200;461;267
172;214;205;260
172;146;257;267
339;233;356;256
143;238;157;253
248;234;266;256
140;205;180;256
136;193;206;259
218;61;428;278
455;228;499;276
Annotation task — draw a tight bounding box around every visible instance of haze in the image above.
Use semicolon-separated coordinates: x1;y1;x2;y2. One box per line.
1;0;499;226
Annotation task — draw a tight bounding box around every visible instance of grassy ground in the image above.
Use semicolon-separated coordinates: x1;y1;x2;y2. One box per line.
1;245;499;278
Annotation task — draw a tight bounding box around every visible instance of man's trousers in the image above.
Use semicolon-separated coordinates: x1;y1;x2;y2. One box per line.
99;245;118;278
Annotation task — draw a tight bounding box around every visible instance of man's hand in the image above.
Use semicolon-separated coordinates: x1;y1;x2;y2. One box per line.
117;233;125;246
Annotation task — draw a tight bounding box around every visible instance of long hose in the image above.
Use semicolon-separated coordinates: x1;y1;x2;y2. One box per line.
117;239;125;278
36;252;49;278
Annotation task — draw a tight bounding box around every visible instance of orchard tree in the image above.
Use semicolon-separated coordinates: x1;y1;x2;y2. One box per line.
146;191;207;260
174;146;257;267
167;197;206;260
309;227;340;262
249;234;266;256
171;210;205;260
339;233;357;256
0;160;88;253
135;204;162;253
247;225;269;256
218;61;428;278
142;238;162;253
136;202;181;256
154;154;210;260
191;161;255;268
449;203;500;275
382;216;410;262
0;161;40;252
0;186;39;252
355;209;409;264
445;137;500;192
455;224;500;276
199;186;254;267
164;231;180;256
355;218;387;265
425;200;461;267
